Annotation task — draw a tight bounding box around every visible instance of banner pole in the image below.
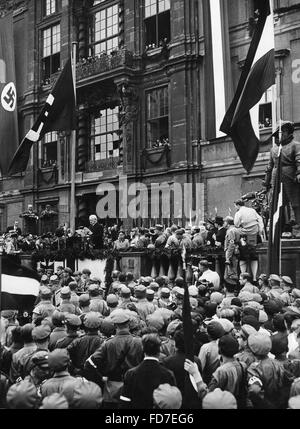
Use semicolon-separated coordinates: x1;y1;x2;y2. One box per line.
70;42;77;233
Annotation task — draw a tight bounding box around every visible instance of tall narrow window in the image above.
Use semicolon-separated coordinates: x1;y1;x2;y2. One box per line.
146;86;169;148
89;4;119;56
259;88;273;130
41;24;61;82
42;132;58;167
144;0;171;49
43;0;56;16
90;107;120;161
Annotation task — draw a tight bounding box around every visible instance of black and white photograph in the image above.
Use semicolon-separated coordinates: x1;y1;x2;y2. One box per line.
0;0;300;414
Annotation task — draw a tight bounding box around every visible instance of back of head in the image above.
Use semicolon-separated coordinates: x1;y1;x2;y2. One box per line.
218;334;239;358
174;330;185;353
153;384;182;409
7;380;38;409
202;388;237;409
142;333;161;357
21;323;34;343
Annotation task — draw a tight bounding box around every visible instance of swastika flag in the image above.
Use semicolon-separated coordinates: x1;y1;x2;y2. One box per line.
0;13;19;176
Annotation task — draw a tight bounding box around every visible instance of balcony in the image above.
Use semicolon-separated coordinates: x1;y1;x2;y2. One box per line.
85;157;120;173
76;49;135;86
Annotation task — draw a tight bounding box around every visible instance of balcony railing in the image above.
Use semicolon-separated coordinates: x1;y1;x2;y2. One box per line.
76;49;134;81
85;157;120;173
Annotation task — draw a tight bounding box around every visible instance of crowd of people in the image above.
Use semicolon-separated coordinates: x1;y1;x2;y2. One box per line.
1;256;300;409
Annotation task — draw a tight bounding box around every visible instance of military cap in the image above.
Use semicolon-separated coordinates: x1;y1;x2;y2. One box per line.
41;275;49;283
40;393;69;409
246;301;263;312
161;288;171;297
217;318;234;334
166;319;182;336
135;285;147;294
258;310;268;323
48;349;70;371
120;285;131;296
248;332;272;356
73;271;82;276
210;292;224;305
153;384;182;409
202;388;237;409
63;379;102;409
79;294;90;304
175;288;185;298
49;275;59;282
240;324;257;339
155;224;164;230
83;312;102;329
106;294;119;306
269;274;282;283
31;351;49;369
111;282;121;292
51;310;65;324
64;267;73;275
65;314;82;327
110;309;130;324
238;291;254;303
90;276;101;284
32;325;51;341
82;268;91;275
7;380;38;409
88;283;100;293
147;313;165;331
175;229;184;235
60;286;71;297
149;282;159;291
40;286;52;297
282;276;293;285
199;259;210;268
288;396;300;410
146;289;155;296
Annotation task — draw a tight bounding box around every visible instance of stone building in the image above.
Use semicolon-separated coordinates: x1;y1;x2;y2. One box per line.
0;0;299;232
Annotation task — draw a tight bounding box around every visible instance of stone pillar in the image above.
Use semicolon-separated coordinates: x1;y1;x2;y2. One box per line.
74;0;90;60
117;82;139;174
77;196;89;227
119;0;125;49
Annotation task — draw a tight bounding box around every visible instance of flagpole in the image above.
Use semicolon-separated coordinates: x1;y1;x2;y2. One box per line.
70;42;77;233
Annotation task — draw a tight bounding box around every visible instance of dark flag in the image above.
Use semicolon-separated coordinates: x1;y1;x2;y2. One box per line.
8;58;76;175
267;147;283;275
1;255;40;313
220;0;275;172
0;13;19;176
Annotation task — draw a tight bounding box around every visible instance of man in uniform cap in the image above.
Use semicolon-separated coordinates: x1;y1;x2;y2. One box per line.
58;287;79;315
40;349;77;398
55;315;82;349
106;294;119;313
73;271;84;293
48;311;66;351
79;294;91;317
20;325;51;378
25;350;50;389
67;312;103;375
88;284;109;316
134;285;156;321
247;332;291;408
32;287;56;323
85;309;143;407
158;288;172;309
280;276;294;306
10;323;37;382
81;268;92;292
268;274;284;300
224;216;240;280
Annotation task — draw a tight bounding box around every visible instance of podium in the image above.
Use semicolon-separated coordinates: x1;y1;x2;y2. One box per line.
257;239;300;285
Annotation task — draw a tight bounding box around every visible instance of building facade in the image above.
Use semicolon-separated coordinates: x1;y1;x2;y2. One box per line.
0;0;299;232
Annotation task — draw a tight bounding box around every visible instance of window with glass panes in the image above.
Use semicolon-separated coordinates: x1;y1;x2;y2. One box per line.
43;0;56;16
42;132;58;167
89;3;119;56
90;107;120;161
41;24;60;81
146;86;169;148
144;0;171;48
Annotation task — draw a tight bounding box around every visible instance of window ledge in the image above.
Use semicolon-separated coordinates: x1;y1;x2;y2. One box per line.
146;146;166;154
145;46;164;57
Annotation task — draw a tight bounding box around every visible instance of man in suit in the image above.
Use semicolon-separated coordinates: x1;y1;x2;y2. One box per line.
89;215;104;249
6;220;22;236
120;333;176;409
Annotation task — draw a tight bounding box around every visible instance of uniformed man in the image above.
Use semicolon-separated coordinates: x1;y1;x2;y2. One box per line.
48;311;66;351
58;287;79;315
55;314;82;349
67;312;103;375
85;310;143;407
280;276;294;307
158;288;172;309
32;287;56;323
78;294;91;319
81;268;92;291
268;274;284;300
118;286;135;310
224;216;240;281
20;325;51;379
88;284;109;316
134;285;156;321
10;324;37;382
40;349;77;398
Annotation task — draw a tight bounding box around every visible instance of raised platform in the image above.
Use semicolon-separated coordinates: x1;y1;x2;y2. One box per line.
257;239;300;285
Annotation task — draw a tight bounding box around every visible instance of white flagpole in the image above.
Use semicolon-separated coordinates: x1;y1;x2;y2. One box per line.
70;42;77;233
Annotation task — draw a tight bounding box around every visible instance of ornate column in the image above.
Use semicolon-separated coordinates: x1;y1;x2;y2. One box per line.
77;108;89;172
74;0;93;60
119;0;125;49
77;196;89;226
117;82;139;174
